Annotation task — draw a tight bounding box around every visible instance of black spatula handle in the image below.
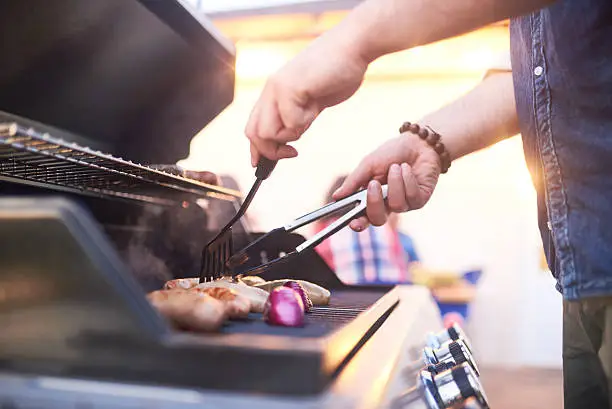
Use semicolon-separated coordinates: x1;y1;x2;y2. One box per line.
255;156;277;180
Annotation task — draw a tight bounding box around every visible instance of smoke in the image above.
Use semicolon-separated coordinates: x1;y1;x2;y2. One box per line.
124;240;172;284
118;195;211;292
118;204;173;292
117;166;240;290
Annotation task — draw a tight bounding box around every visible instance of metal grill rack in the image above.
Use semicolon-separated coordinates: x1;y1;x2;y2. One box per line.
0;122;240;205
308;290;384;327
220;290;389;338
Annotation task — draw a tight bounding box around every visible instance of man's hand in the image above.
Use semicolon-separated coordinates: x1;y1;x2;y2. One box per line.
331;71;519;231
245;35;368;165
244;0;549;165
333;133;441;231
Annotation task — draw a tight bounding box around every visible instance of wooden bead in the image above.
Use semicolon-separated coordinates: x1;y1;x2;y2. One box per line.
426;132;440;145
440;151;451;173
399;121;452;174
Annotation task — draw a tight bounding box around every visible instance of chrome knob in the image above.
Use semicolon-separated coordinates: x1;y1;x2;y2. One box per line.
427;323;473;355
391;370;441;409
434;363;489;409
392;364;489;409
404;339;479;386
423;339;479;376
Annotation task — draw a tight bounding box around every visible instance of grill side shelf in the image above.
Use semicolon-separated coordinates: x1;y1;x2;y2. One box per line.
0;122;240;204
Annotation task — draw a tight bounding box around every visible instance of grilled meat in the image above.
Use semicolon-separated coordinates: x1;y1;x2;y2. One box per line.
163;278;200;290
195;281;268;313
191;287;250;319
238;276;266;286
147;289;227;332
253;280;331;306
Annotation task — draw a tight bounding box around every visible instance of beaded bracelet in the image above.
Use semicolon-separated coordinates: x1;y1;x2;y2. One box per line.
399;121;451;174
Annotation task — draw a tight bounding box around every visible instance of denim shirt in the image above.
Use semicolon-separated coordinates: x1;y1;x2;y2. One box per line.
510;1;612;300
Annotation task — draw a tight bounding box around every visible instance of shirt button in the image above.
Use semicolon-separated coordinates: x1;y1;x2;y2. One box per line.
547;221;552;231
534;66;544;76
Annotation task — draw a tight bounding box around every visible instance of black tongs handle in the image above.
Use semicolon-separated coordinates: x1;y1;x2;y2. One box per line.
255;157;277;180
212;156;276;240
235;156;276;222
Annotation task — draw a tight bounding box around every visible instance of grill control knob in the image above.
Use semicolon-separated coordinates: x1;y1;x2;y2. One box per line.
392;364;489;409
425;361;456;376
391;370;442;409
434;363;489;409
423;339;479;376
405;339;478;383
426;323;473;355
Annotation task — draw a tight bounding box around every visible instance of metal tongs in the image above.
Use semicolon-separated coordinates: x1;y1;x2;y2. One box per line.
226;184;389;277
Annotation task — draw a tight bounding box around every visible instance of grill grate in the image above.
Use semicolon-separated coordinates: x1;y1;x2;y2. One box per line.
0;122;240;205
221;290;385;337
308;306;369;326
307;290;383;327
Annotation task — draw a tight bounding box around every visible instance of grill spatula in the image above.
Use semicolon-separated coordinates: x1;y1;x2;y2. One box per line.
226;184;389;277
199;157;276;282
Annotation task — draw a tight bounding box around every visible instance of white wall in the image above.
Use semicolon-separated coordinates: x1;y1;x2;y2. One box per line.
181;72;562;368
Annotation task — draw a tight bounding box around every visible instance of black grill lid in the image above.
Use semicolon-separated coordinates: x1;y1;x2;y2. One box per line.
0;0;235;165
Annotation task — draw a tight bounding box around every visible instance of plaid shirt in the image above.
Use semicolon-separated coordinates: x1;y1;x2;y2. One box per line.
316;222;416;285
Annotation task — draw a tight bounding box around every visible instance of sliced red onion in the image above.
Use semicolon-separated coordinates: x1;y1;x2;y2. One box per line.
263;287;305;327
283;281;313;312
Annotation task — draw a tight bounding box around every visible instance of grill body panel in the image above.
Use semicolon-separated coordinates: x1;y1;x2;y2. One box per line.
0;286;443;409
0;198;401;396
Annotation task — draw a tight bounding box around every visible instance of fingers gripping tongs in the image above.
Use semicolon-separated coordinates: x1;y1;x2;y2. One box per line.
226;184;389;277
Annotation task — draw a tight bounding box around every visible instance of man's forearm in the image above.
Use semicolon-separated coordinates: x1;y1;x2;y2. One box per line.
332;0;555;63
420;72;519;161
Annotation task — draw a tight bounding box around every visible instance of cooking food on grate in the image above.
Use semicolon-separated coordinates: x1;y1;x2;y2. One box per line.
195;281;269;313
163;276;254;290
237;276;266;286
161;277;330;311
191;287;250;319
263;287;305;327
254;280;331;306
163;278;200;290
147;289;227;332
283;281;313;312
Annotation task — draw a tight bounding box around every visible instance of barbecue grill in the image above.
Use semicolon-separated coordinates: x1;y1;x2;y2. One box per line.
0;1;489;408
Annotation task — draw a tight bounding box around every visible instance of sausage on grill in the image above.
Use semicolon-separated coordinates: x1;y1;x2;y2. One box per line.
163;278;200;290
254;280;331;306
190;287;250;319
147;289;227;332
195;281;268;313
